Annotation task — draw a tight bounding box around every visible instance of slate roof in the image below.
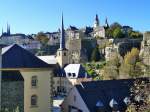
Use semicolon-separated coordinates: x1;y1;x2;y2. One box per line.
2;71;24;81
67;26;79;31
75;79;145;112
84;27;93;35
53;64;66;77
1;44;53;69
1;33;28;39
64;64;91;78
37;55;57;65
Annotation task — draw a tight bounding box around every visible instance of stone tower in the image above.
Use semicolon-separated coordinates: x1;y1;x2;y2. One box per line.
56;14;69;67
94;14;100;28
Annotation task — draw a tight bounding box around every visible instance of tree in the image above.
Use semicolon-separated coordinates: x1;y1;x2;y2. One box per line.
106;22;123;38
113;27;124;38
124;48;140;65
129;31;143;38
110;22;122;30
105;28;113;38
120;48;144;78
91;46;100;62
35;32;49;45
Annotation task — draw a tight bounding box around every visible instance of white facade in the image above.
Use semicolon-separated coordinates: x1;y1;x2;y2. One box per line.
94;27;105;38
61;87;90;112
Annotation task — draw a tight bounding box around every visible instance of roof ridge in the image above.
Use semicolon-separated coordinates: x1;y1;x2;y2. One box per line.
2;44;16;55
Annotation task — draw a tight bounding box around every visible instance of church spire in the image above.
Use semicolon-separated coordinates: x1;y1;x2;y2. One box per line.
7;23;10;35
60;13;65;50
94;14;100;28
2;28;3;35
105;17;109;28
56;13;68;67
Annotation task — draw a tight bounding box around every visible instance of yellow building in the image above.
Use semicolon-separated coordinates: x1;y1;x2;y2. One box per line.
0;44;55;112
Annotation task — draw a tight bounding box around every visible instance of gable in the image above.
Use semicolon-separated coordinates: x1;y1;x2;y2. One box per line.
76;79;136;112
2;44;51;68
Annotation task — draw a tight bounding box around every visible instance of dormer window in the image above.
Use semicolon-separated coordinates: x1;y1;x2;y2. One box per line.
96;100;104;107
123;97;131;105
68;73;71;77
96;100;105;112
109;99;118;111
135;95;143;102
72;73;76;77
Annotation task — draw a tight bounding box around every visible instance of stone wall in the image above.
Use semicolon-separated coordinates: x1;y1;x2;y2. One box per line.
66;39;81;63
1;81;24;112
140;32;150;66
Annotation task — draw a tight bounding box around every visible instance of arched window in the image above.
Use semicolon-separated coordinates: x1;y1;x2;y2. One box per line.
31;76;38;87
31;95;38;106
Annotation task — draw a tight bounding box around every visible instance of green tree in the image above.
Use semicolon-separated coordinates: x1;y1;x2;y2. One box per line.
110;22;122;30
113;27;124;38
106;22;122;38
129;31;143;38
124;48;140;65
120;48;144;78
35;32;49;45
91;46;100;62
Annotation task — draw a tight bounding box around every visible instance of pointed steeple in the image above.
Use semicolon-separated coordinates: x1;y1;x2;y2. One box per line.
105;17;109;28
60;13;65;50
95;14;99;22
7;23;10;35
94;14;100;28
2;28;3;35
7;23;9;33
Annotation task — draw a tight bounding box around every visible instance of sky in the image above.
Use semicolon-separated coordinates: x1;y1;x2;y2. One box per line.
0;0;150;34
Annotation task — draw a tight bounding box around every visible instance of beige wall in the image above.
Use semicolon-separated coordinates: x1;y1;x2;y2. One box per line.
62;87;90;112
53;77;72;94
53;77;92;94
56;49;69;67
94;27;105;38
21;69;53;112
